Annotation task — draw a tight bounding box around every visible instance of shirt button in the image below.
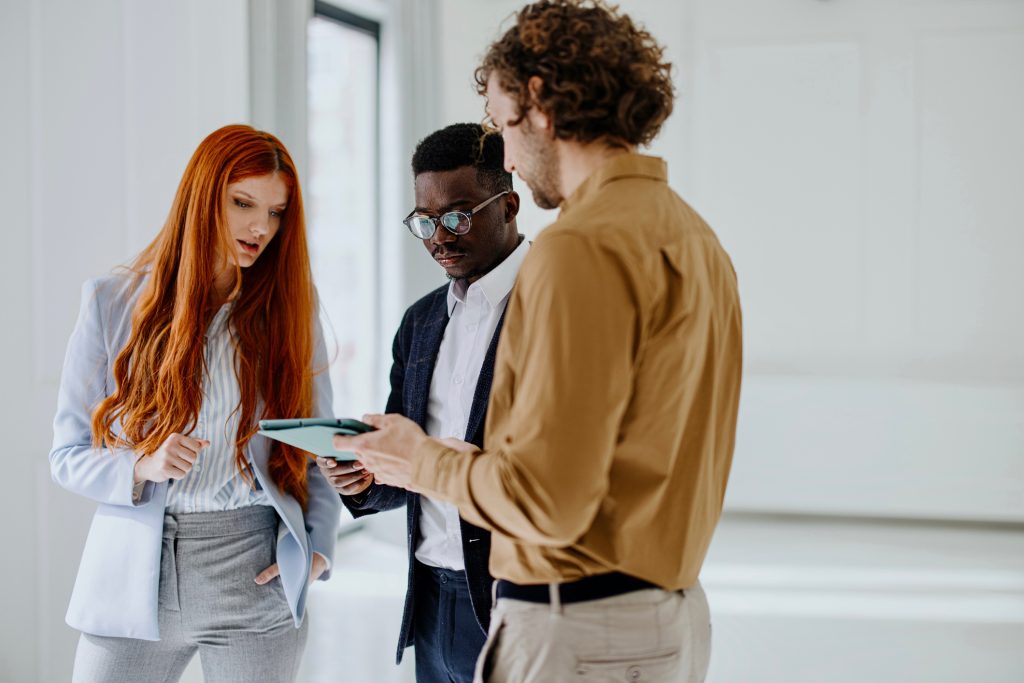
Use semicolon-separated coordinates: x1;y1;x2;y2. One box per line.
466;323;477;333
453;375;464;385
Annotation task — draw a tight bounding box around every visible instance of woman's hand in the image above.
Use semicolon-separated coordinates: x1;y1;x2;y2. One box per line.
316;457;374;496
134;433;209;484
255;553;328;588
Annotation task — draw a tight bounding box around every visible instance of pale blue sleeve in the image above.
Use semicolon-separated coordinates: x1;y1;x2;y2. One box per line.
49;279;156;507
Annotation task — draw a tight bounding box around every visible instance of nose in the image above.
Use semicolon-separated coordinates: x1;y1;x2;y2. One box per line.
249;214;270;239
428;223;456;246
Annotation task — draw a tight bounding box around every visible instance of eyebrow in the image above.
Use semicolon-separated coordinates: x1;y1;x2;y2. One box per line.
413;198;477;214
234;190;288;209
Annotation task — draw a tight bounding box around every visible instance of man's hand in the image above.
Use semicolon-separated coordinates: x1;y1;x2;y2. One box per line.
316;457;374;496
333;414;430;490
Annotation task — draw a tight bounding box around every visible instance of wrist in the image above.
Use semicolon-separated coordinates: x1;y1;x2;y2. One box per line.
347;488;370;505
132;454;148;485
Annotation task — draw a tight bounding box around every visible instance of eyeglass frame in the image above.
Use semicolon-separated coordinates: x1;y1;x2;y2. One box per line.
402;190;510;239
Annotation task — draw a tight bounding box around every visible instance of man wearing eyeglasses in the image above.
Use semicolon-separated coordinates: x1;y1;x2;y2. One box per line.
316;123;526;683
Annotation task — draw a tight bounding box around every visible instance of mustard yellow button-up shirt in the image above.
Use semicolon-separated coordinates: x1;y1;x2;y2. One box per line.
412;153;742;590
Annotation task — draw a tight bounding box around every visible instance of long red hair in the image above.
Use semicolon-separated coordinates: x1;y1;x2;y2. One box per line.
92;124;318;508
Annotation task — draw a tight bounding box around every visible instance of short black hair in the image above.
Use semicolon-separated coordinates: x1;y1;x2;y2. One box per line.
411;123;512;193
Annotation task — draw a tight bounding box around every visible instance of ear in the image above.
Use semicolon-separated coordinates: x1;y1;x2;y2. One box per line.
527;75;544;102
526;76;553;133
504;191;521;223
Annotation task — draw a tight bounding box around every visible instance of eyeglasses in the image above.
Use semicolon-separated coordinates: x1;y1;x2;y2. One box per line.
403;190;509;239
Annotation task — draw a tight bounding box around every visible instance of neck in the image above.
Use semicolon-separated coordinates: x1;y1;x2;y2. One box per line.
465;232;524;285
557;140;636;202
212;264;237;304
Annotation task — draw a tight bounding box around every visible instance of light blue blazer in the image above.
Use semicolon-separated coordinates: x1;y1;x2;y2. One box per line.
50;274;341;641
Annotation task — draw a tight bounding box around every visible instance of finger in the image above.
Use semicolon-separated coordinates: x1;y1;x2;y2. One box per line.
334;461;364;475
341;473;374;495
341;480;372;496
317;457;337;470
255;563;280;585
171;445;198;465
331;472;369;488
168;450;197;471
165;463;191;480
333;434;368;451
322;459;361;474
361;413;387;428
176;434;210;453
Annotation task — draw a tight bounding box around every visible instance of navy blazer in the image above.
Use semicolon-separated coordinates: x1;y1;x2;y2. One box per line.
343;283;503;664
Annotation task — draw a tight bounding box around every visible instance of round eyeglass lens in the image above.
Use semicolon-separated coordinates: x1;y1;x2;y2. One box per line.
441;212;469;234
409;216;435;238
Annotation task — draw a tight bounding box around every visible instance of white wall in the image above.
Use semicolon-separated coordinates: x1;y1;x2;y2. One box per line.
434;0;1024;680
0;1;250;679
0;1;37;679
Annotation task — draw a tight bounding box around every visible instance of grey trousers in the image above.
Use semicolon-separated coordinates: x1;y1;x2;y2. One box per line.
474;582;711;683
72;506;308;683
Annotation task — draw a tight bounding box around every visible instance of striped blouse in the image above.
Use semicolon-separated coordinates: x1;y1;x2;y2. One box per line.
164;303;270;513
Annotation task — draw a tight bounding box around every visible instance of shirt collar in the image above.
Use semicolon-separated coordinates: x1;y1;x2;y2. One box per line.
559;153;668;217
447;238;531;316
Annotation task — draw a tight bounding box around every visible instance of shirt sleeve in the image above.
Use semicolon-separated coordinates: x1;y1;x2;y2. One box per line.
411;233;640;546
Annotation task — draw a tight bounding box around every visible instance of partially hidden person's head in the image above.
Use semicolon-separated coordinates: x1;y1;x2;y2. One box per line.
94;124;317;508
476;0;674;209
407;122;521;283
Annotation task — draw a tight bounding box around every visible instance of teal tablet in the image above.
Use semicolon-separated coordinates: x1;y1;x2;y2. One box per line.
257;418;375;460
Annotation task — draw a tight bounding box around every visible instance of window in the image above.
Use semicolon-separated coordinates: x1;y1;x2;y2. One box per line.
306;4;382;417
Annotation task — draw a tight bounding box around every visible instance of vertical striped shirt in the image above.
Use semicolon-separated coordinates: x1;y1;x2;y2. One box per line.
165;303;269;513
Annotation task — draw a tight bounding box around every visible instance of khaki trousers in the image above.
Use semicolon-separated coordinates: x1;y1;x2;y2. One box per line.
474;581;711;682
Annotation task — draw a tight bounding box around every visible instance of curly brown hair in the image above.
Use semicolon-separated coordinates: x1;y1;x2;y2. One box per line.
475;0;674;147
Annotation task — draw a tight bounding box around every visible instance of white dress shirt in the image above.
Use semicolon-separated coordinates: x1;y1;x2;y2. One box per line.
415;239;530;570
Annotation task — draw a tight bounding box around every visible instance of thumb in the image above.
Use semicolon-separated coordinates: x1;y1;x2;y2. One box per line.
254;563;280;585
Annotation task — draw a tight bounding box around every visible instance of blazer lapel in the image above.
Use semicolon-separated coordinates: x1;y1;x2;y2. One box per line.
404;293;449;430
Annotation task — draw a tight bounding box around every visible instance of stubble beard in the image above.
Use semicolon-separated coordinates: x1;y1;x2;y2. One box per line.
521;125;563;210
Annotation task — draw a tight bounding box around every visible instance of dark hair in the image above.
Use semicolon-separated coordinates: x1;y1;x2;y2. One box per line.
411;123;512;193
475;0;674;147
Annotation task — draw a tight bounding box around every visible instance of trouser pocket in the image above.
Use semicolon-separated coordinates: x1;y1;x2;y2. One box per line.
473;610;506;682
574;648;681;682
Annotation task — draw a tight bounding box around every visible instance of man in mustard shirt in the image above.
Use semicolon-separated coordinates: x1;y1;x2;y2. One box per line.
337;2;743;681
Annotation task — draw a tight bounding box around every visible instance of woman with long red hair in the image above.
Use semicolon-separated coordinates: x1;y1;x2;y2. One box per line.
50;124;340;682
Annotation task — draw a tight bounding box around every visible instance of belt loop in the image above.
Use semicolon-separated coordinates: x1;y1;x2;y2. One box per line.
548;583;562;615
491;579;498;605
